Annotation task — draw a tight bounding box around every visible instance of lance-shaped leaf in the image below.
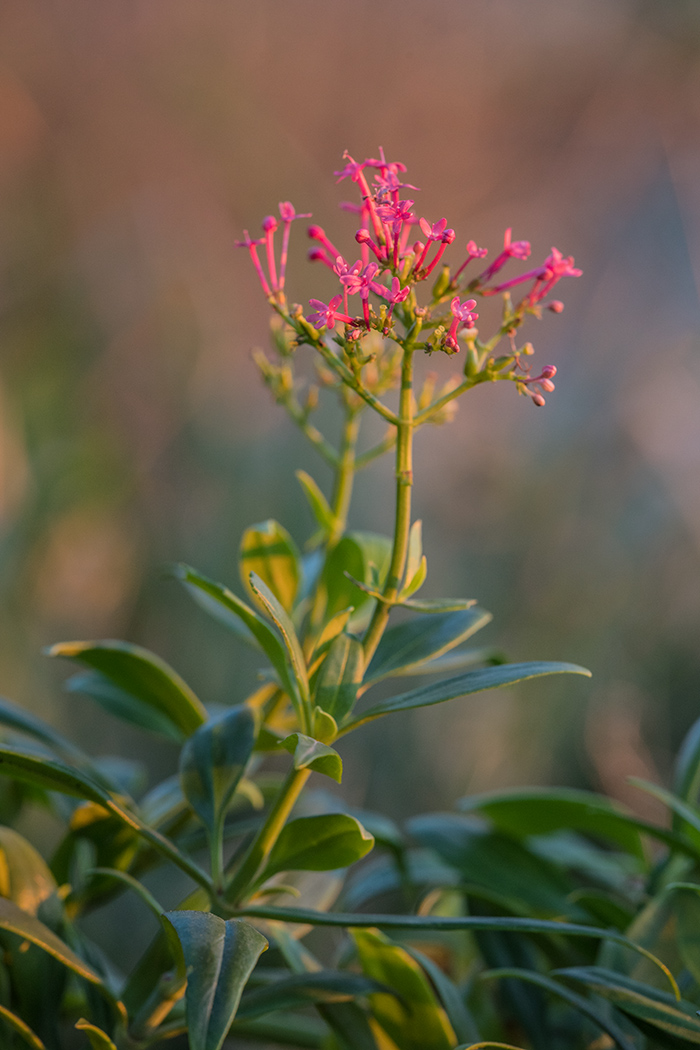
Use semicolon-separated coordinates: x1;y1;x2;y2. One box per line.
164;911;268;1050
345;662;592;731
263;814;374;878
74;1020;117;1050
0;695;87;763
296;470;336;534
47;640;207;738
365;608;492;686
175;565;297;699
353;928;456;1050
240;520;300;613
0;1004;46;1050
248;573;309;704
237;970;396;1021
314;632;363;723
179;706;256;838
459;787;648;859
556;966;700;1042
281;733;342;783
0;826;57;916
66;671;185;742
0;896;103;986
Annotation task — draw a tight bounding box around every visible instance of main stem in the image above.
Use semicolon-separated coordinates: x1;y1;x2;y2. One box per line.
224;767;311;907
362;347;415;665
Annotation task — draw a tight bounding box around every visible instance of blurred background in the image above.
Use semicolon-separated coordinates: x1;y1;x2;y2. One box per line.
1;0;700;841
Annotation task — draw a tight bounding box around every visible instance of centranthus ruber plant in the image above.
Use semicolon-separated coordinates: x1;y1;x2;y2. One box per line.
5;150;700;1050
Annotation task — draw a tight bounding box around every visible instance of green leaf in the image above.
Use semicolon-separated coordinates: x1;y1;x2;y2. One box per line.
296;471;336;535
0;694;86;763
263;814;374;877
248;573;309;704
0;896;103;987
671;884;700;988
74;1019;117;1050
629;778;700;855
179;706;256;837
175;565;297;697
237;970;395;1021
66;671;185;741
240;520;300;613
164;911;268;1050
556;966;700;1042
403;945;480;1044
346;662;592;730
365;608;492;686
47;640;207;738
323;533;392;624
479;968;637;1050
387;648;505;677
352;928;456;1050
0;1004;46;1050
400;555;427;599
674;715;700;803
281;734;342;783
0;826;58;916
314;632;363;723
459;787;647;859
403;519;423;590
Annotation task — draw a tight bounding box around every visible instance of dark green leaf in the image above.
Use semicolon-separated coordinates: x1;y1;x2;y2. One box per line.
365;608;492;686
0;1004;46;1050
164;911;268;1050
48;640;206;738
0;826;57;916
66;671;184;741
74;1019;117;1050
459;787;647;859
240;520;300;613
323;533;392;625
480;968;637;1050
314;632;363;723
352;928;456;1050
263;814;374;877
404;945;480;1044
237;970;394;1020
174;565;297;699
0;896;103;987
346;662;592;730
629;778;700;855
281;734;342;783
0;695;86;763
179;706;256;836
556;966;700;1042
669;884;700;987
231;1012;326;1048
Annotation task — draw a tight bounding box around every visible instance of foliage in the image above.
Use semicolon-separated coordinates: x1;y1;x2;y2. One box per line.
0;152;693;1050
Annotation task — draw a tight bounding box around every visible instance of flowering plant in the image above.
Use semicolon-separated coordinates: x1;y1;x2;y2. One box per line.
0;152;699;1050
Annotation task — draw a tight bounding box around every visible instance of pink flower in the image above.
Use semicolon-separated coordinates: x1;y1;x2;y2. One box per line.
307;295;355;330
235;230;272;297
375;275;411;331
444;296;479;351
261;215;279;291
339;261;385;325
479;228;531;283
278;201;311;290
308;224;343;263
453;239;488;282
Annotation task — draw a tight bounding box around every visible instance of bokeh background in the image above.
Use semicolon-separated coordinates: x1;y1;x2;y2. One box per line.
1;0;700;848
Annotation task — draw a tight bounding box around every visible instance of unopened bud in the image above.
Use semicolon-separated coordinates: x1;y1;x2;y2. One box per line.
355;228;371;243
540;365;557;379
441;228;456;244
465;347;479;377
307;224;325;240
308;247;326;262
305;385;319;413
547;300;564;313
262;215;278;232
531;393;545;407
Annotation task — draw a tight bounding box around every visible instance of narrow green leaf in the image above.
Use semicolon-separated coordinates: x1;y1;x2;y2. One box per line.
231;1012;326;1047
240;520;300;613
296;471;336;534
674;715;700;803
237;970;394;1020
281;733;342;783
248;573;309;703
315;632;363;723
397;598;478;613
164;911;268;1050
74;1019;117;1050
404;945;480;1044
459;788;647;859
670;884;700;987
400;555;427;599
479;968;636;1050
323;533;392;624
352;928;456;1050
629;778;700;853
0;1004;46;1050
263;814;374;877
66;671;184;741
0;896;102;986
404;519;423;589
48;640;207;738
365;608;492;686
387;648;505;677
0;694;86;763
174;565;296;699
346;662;592;731
556;966;700;1041
179;706;256;836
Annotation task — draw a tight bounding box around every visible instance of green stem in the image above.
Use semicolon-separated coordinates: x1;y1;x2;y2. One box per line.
314;340;398;424
224;767;311;906
328;402;360;547
362;347;415;665
414;375;478;425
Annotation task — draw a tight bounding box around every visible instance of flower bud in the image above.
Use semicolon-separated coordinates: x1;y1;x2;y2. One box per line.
431;266;451;299
547;300;565;313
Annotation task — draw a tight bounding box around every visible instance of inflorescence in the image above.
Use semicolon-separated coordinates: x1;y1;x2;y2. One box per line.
236;149;581;408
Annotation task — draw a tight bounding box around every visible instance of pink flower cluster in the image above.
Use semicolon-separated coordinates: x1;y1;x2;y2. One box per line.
236;149;582;405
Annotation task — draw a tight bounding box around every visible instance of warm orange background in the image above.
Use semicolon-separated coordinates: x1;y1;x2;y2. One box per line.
1;0;699;845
